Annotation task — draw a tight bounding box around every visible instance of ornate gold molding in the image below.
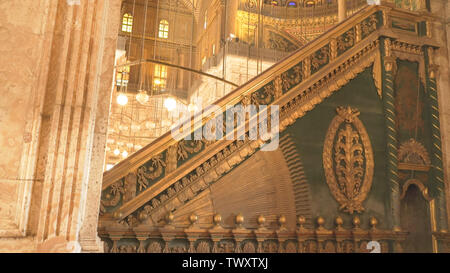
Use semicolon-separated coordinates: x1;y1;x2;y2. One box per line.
400;179;433;202
398;138;431;171
99;214;408;253
384;56;397;73
323;107;374;214
429;64;439;79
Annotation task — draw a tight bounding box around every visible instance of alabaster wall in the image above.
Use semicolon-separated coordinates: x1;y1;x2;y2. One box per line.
0;0;121;252
0;0;55;248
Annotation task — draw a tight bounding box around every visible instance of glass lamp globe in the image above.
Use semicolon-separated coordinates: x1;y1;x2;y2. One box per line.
188;103;199;112
131;124;141;131
145;121;156;129
122;151;128;158
116;93;128;106
113;149;120;156
164;97;177;111
136;90;149;104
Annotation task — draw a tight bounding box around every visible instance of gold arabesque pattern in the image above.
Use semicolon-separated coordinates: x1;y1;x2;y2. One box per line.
323;106;374;214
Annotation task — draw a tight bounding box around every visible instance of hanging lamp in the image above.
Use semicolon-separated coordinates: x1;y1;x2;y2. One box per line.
136;0;150;105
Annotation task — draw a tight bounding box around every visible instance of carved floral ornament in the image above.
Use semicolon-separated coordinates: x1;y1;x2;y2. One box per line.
398;138;431;171
323;106;374;214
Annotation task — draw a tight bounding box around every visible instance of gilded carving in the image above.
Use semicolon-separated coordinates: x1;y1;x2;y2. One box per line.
398;139;431;166
123;172;137;202
311;46;330;72
285;241;297;253
323;106;374;214
242;242;256;253
147;241;163;253
337;29;355;54
384;38;392;58
266;31;298;52
177;140;203;161
217;241;235;253
136;154;166;191
372;52;382;98
100;181;124;211
100;215;412;253
165;145;178;173
384;56;397;73
196;241;211;253
263;241;278;253
361;14;378;38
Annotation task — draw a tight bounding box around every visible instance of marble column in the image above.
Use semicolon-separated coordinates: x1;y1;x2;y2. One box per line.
30;0;120;252
78;0;122;253
338;0;347;22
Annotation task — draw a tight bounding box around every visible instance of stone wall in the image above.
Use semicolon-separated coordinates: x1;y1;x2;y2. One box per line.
0;0;121;252
430;0;450;229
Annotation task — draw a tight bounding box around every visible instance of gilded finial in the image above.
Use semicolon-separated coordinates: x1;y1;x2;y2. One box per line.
235;213;244;227
317;216;325;228
113;211;123;220
335;216;344;231
165;211;174;224
298;216;306;226
213;213;222;225
352;216;361;228
297;216;307;232
279;215;286;226
277;215;287;231
138;211;148;221
189;213;198;225
257;215;266;227
369;216;378;230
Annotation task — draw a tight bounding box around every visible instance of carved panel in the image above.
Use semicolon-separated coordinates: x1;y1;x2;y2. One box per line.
323;106;374;214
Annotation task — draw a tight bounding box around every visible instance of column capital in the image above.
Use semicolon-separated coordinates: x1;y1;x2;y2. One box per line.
429;64;439;79
384;56;397;72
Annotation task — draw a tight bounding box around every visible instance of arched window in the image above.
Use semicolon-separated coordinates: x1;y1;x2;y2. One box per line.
305;0;315;7
158;20;169;39
153;64;167;91
116;66;130;86
122;13;133;33
288;1;297;7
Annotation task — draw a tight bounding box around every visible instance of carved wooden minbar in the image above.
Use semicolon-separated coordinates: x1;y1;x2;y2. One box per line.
99;2;450;253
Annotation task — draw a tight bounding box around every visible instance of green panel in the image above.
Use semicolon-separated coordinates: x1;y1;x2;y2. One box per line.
285;67;390;229
394;60;435;194
392;19;417;33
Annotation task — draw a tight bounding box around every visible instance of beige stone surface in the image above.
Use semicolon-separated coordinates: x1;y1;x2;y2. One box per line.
0;0;120;252
431;0;450;227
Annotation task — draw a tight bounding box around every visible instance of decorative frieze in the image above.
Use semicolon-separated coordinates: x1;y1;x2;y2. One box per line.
100;214;408;253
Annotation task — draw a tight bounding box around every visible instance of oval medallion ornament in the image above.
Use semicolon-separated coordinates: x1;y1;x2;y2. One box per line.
323;106;374;214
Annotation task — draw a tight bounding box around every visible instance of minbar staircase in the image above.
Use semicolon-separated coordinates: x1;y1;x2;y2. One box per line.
98;3;449;253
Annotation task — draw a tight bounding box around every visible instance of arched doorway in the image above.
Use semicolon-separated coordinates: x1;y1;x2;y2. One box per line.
400;180;435;253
